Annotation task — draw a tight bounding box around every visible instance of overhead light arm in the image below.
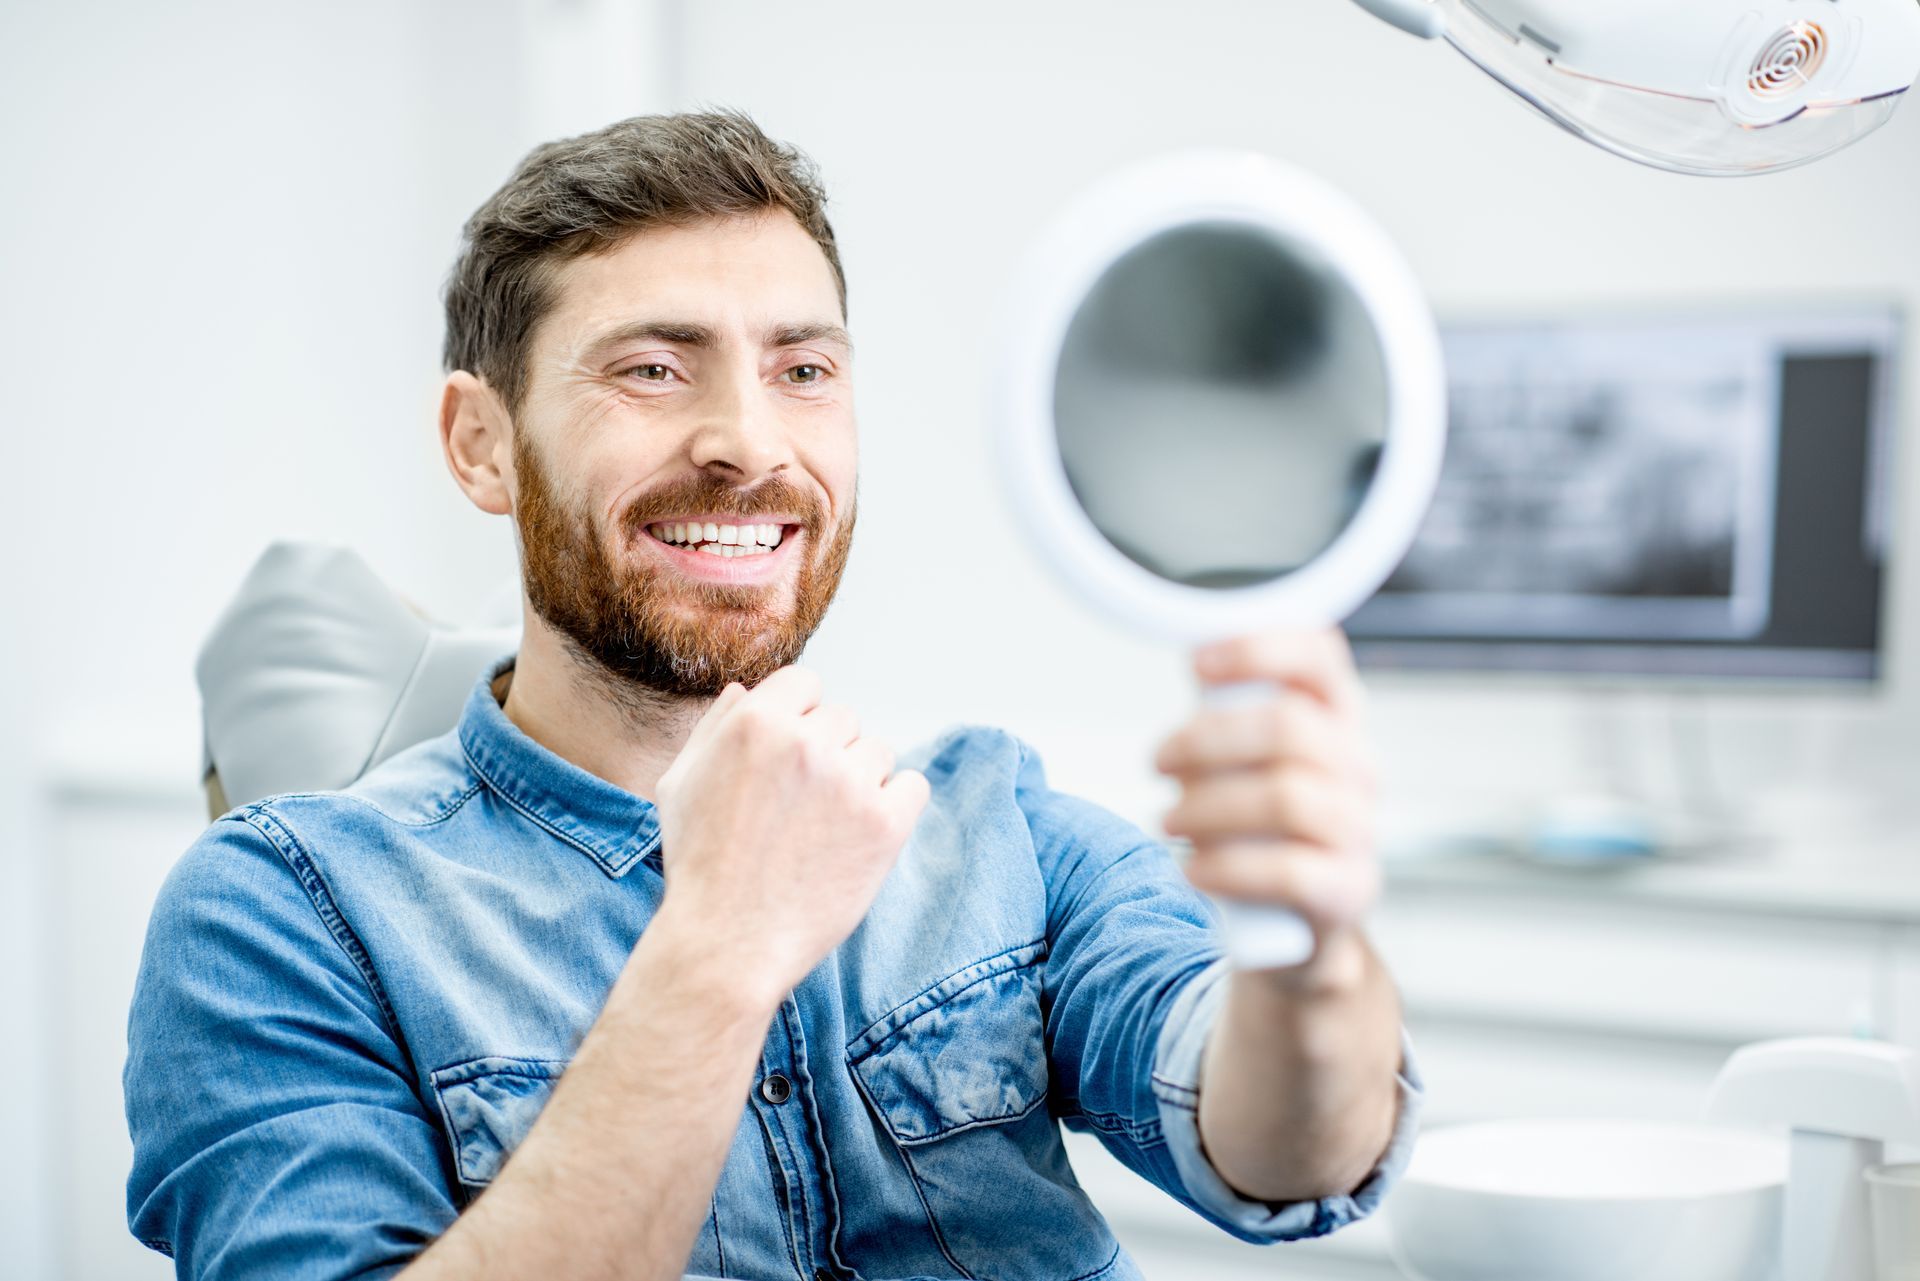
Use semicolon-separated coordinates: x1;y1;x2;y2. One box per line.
1348;0;1446;40
1346;0;1920;176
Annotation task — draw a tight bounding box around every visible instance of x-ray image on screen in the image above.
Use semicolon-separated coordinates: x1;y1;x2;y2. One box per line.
1349;305;1899;683
1363;320;1782;641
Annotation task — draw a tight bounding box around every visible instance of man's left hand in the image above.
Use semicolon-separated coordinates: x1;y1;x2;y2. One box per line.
1154;627;1380;981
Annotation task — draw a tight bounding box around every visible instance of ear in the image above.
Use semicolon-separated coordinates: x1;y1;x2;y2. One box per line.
440;370;514;516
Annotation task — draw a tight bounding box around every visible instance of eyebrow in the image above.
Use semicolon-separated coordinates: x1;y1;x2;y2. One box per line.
583;319;853;360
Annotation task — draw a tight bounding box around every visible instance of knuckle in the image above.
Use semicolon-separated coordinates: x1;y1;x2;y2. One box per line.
1354;749;1382;794
1267;700;1301;752
732;701;775;739
1279;856;1317;902
1354;855;1383;902
799;735;835;775
1266;771;1303;828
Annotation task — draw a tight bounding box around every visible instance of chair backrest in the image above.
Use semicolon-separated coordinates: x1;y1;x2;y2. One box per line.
197;542;519;815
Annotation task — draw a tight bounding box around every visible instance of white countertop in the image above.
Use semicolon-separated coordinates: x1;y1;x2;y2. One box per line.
1383;836;1920;922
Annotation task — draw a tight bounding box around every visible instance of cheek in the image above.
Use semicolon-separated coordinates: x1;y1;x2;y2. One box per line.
803;417;858;517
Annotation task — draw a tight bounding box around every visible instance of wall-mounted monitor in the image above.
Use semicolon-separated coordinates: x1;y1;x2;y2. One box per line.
1349;304;1900;682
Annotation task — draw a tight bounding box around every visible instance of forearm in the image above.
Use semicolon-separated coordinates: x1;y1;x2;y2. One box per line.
1194;928;1403;1204
400;907;776;1281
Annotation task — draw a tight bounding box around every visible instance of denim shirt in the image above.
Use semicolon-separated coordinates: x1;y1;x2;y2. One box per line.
125;657;1424;1281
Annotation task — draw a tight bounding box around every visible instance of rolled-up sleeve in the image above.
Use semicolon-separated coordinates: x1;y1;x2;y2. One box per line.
1016;736;1424;1244
1152;957;1426;1239
124;808;459;1279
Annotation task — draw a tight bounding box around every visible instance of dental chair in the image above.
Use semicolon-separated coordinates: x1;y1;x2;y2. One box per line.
196;542;520;818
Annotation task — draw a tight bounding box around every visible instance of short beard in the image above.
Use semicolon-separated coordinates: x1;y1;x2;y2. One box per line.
513;432;854;700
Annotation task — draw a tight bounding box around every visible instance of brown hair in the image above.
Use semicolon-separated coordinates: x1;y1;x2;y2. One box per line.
442;109;845;413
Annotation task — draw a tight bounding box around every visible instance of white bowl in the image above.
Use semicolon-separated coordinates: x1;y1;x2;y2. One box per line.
1385;1119;1786;1281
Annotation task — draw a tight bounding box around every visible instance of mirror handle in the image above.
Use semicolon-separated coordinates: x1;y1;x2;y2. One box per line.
1348;0;1448;39
1199;681;1320;970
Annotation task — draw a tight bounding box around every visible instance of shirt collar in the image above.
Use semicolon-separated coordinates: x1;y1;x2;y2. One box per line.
457;654;663;879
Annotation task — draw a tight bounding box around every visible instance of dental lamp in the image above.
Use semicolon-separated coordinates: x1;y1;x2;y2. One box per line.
1351;0;1920;176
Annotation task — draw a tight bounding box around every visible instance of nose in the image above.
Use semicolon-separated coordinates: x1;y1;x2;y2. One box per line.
686;362;795;482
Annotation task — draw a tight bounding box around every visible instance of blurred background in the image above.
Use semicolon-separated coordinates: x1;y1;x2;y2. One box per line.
4;1;1919;1278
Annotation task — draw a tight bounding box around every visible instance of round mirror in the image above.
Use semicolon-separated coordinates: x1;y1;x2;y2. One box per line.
997;153;1446;969
1054;220;1391;591
999;152;1446;642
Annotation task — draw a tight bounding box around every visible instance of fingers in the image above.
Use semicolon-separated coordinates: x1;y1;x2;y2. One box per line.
800;702;861;750
1164;768;1371;850
679;680;750;755
1154;693;1372;781
1194;627;1363;714
1184;839;1381;927
745;665;825;719
879;766;931;828
843;735;895;786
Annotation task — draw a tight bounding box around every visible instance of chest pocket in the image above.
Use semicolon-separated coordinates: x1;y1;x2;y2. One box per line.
429;1054;727;1273
847;943;1120;1281
430;1055;568;1190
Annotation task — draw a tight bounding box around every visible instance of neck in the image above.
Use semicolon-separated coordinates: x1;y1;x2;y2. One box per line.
499;602;710;802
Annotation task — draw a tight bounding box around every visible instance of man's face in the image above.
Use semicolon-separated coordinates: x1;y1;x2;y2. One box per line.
508;209;856;697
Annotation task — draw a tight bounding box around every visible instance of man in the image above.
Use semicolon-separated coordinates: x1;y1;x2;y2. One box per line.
125;111;1422;1281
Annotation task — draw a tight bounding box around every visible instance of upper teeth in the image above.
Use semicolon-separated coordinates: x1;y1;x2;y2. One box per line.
649;521;785;556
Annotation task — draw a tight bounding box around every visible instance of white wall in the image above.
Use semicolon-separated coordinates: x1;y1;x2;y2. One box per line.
0;0;534;790
669;0;1920;842
0;397;56;1275
0;3;665;1277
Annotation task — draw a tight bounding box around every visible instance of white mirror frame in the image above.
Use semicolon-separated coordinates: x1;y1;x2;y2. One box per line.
997;151;1448;643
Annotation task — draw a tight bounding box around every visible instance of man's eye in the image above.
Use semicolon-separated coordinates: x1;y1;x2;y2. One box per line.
627;363;673;381
786;364;825;384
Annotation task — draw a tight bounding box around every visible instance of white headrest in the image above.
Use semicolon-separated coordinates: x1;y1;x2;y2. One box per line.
197;542;519;809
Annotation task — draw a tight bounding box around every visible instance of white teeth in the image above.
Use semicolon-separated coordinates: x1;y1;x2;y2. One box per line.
655;520;785;552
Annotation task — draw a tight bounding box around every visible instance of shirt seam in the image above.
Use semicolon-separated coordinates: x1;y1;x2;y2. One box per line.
845;936;1048;1059
1066;1242;1124;1281
1151;1072;1200;1105
247;780;485;829
459;736;647;877
235;804;418;1076
1070;1105;1165;1146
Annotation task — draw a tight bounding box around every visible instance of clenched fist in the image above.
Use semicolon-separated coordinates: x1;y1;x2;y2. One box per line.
652;666;930;1005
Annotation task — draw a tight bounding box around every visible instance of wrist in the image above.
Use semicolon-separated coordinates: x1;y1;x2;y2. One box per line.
622;901;789;1022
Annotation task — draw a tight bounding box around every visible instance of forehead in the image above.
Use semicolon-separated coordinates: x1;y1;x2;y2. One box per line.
539;209;843;352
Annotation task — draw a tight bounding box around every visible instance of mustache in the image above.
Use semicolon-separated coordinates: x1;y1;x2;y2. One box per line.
618;474;826;538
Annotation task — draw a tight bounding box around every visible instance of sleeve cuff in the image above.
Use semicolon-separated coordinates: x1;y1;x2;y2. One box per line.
1150;957;1427;1241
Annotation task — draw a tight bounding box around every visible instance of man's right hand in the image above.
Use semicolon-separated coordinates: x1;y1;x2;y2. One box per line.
651;666;930;1005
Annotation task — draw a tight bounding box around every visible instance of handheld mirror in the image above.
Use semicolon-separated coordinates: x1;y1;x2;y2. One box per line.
998;153;1447;970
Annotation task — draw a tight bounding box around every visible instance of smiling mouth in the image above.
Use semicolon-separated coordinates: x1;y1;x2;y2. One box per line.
646;519;798;558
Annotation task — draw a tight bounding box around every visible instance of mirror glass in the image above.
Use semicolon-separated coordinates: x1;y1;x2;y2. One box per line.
1051;222;1391;590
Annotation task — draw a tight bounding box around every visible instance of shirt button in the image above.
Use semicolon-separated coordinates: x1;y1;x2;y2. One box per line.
760;1073;792;1105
